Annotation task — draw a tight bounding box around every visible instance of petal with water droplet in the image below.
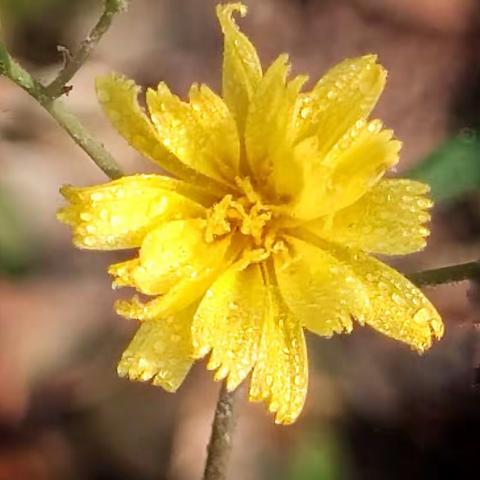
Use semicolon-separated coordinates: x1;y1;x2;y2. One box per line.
57;175;205;250
112;219;231;314
275;236;370;336
299;235;443;352
245;55;307;199
249;269;308;425
354;252;443;352
296;55;386;153
192;263;265;390
117;304;196;392
217;3;262;135
96;74;214;186
290;120;401;219
146;83;240;185
306;179;432;255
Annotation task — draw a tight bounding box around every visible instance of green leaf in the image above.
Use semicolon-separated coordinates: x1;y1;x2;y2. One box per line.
407;133;480;203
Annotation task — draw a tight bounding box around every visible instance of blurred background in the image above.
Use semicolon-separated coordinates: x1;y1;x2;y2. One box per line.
1;0;480;478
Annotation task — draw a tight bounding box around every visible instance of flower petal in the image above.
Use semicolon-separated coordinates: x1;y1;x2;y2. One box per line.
192;263;265;391
96;74;223;189
291;120;401;219
296;55;386;154
307;179;432;255
350;251;443;352
114;219;232;319
275;237;370;336
249;268;308;425
109;218;227;294
146;83;240;185
217;3;262;135
295;231;443;352
57;175;205;250
245;55;307;200
117;305;196;392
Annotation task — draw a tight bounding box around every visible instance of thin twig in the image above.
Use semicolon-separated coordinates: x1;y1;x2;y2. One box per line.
203;384;241;480
407;261;480;287
0;47;123;179
46;0;129;98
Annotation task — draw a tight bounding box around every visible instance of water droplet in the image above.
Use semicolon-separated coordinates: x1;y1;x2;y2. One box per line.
417;198;433;209
90;192;103;201
391;292;403;305
367;119;382;133
355;119;366;129
84;236;96;246
269;401;279;412
215;366;229;380
413;307;430;324
300;106;311;119
110;215;121;226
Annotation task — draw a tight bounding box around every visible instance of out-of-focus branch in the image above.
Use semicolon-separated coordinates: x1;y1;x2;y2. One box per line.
0;1;127;179
0;49;123;179
407;261;480;287
46;0;129;98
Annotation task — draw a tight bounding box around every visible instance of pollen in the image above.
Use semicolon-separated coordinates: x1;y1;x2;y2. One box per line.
205;177;274;246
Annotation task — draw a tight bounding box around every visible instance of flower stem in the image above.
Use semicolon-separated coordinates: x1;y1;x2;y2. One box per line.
46;0;129;98
0;3;125;179
203;384;241;480
407;261;480;287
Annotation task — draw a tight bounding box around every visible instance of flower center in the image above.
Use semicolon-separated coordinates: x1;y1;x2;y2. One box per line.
205;177;274;246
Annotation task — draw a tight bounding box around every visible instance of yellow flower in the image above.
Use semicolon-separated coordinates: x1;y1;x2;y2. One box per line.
58;3;443;424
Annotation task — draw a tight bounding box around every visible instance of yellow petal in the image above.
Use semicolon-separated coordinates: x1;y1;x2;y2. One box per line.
96;74;229;194
249;268;308;425
117;304;196;392
109;218;226;295
147;83;240;185
352;252;443;352
291;120;401;219
192;263;265;391
217;3;262;135
245;55;307;200
275;237;370;336
294;231;443;352
296;55;386;154
114;219;232;319
57;175;205;250
307;179;432;255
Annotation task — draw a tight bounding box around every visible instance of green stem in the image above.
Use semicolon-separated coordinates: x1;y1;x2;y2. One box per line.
46;0;129;98
407;261;480;287
0;42;123;179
